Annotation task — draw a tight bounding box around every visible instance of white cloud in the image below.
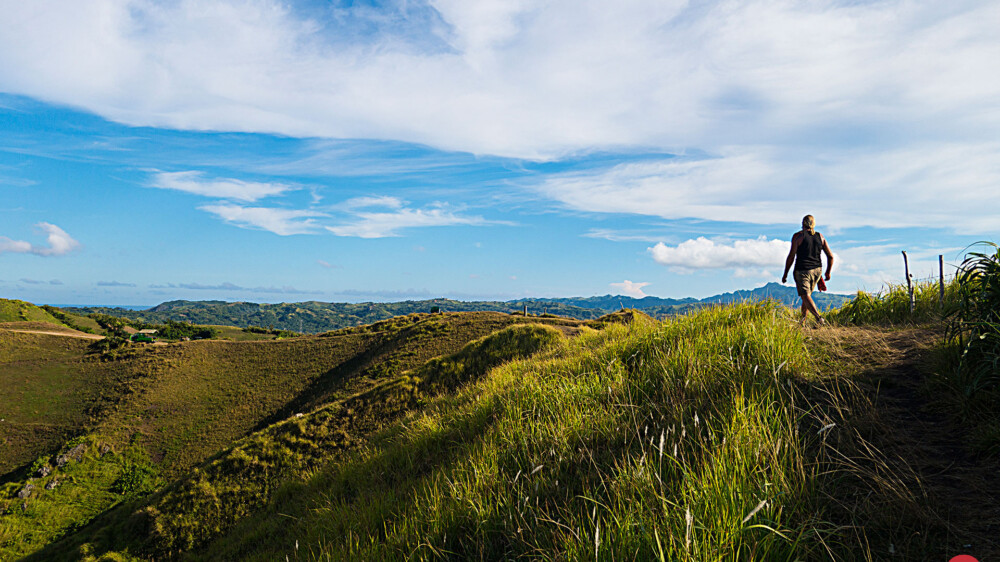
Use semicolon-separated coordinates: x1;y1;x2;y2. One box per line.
198;204;324;236
649;237;788;270
584;229;665;243
610;280;650;298
0;1;996;159
326;207;486;238
0;222;82;256
540;143;1000;234
0;238;32;254
152;171;293;202
340;196;404;210
3;1;1000;241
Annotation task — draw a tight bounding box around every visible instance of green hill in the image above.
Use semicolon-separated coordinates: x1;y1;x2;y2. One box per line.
0;299;63;324
5;294;988;560
0;310;587;560
14;303;872;561
0;298;103;334
61;283;853;334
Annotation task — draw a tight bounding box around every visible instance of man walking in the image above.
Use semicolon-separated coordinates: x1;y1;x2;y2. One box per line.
781;214;834;325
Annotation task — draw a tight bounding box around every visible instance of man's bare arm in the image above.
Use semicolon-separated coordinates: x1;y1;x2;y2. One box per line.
782;233;801;283
822;237;834;281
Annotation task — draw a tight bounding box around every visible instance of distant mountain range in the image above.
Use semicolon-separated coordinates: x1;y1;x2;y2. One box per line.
62;283;853;334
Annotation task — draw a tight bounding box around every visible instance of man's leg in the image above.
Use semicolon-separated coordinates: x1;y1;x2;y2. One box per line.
802;292;822;321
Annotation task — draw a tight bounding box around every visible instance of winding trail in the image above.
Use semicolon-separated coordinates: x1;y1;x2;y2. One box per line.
1;328;104;340
814;325;1000;560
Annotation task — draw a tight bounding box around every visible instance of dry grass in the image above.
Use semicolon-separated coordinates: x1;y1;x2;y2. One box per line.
806;325;999;560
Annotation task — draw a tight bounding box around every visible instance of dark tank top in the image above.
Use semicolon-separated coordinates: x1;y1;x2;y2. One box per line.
795;231;823;271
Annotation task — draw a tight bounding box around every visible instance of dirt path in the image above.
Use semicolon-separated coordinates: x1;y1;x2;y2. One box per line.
814;326;1000;560
1;328;104;340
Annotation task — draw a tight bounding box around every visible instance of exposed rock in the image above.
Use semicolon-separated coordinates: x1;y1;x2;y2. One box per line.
45;479;60;490
36;465;51;478
56;443;88;467
17;483;34;500
21;501;28;512
100;443;112;457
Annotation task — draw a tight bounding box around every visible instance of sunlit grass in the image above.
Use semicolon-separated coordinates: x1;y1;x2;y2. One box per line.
175;304;846;561
827;279;959;326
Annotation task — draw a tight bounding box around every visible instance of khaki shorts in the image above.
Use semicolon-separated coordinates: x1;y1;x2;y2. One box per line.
794;267;822;296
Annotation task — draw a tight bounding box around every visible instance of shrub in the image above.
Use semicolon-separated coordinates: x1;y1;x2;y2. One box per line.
948;242;1000;395
156;320;217;340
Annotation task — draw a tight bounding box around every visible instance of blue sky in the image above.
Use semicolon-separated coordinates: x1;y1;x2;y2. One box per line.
1;0;997;305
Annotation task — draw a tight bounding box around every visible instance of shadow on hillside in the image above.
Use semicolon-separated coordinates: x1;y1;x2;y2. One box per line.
197;402;503;561
808;326;1000;561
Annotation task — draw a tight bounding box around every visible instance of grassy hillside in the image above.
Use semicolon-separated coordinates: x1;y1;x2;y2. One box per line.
0;330;99;477
0;299;63;324
0;311;586;560
8;295;991;560
31;324;566;560
17;303;856;560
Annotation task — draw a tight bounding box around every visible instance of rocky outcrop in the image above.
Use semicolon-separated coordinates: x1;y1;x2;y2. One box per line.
56;443;87;467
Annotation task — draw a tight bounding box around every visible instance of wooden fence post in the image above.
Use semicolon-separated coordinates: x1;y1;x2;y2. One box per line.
902;251;915;314
939;255;945;307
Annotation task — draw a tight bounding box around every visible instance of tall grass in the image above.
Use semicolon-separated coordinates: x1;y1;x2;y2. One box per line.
828;279;959;326
932;242;1000;457
185;304;850;561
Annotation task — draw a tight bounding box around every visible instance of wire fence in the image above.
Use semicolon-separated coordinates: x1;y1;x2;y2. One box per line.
899;252;953;314
910;273;956;285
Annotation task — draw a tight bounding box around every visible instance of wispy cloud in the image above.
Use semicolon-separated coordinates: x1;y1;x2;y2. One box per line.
0;222;81;256
199;204;325;235
97;280;136;287
610;280;650;298
540;143;1000;234
19;278;44;285
584;229;665;243
340;195;404;210
150;282;317;295
326;206;487;238
334;288;436;300
648;237;788;270
151;171;294;202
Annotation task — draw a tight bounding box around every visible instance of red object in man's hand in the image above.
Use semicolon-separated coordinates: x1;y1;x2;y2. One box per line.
818;278;827;292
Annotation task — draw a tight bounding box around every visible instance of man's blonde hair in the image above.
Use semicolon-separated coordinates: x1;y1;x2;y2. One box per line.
802;215;815;235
